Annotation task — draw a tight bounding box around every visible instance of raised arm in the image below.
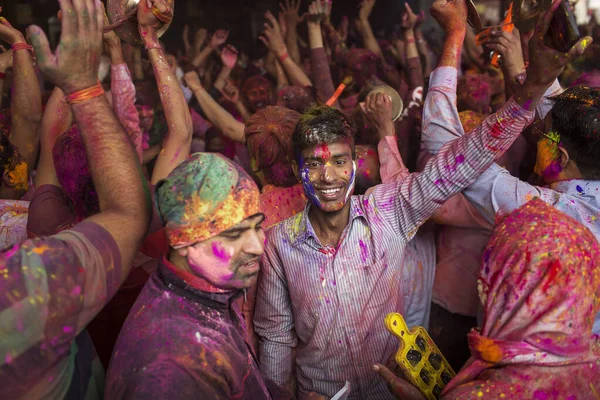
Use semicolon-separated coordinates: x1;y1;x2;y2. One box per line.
356;0;384;60
138;0;193;184
279;0;304;64
28;0;151;278
307;0;339;107
104;22;143;162
379;0;592;241
185;71;245;143
214;45;238;92
0;18;42;195
191;30;227;69
261;11;312;87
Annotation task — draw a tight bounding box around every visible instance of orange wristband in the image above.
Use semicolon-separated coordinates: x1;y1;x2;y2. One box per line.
12;43;33;53
65;83;105;105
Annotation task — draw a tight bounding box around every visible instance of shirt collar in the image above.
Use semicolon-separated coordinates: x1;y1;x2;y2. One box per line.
159;256;240;306
290;196;366;248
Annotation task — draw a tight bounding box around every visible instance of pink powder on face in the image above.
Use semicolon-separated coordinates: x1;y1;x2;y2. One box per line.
212;242;231;263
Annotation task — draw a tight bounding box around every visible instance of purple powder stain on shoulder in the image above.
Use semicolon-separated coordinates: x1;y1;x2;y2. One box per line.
434;179;445;186
455;154;465;164
359;239;368;263
576;185;584;195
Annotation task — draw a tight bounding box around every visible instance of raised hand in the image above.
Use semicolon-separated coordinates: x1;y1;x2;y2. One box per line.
27;0;104;94
360;92;395;139
0;16;26;45
259;11;287;57
211;29;230;50
359;0;376;22
195;27;208;50
183;70;203;92
338;15;349;40
401;3;419;30
483;28;526;78
307;0;327;24
430;0;467;34
137;0;173;33
220;44;239;69
280;0;305;28
524;0;592;88
220;79;241;103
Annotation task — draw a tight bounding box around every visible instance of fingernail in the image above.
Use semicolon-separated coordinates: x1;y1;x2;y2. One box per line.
372;365;380;372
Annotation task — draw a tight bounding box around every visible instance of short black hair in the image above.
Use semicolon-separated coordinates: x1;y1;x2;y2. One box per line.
550;85;600;180
292;105;356;163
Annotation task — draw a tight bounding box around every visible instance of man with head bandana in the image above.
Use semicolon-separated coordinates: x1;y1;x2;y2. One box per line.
105;153;291;400
253;0;591;397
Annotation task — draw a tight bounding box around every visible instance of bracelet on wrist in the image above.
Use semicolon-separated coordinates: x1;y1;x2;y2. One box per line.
12;43;34;54
64;82;105;105
278;52;289;63
145;42;162;51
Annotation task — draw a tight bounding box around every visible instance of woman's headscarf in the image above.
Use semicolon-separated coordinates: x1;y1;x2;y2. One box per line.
443;199;600;398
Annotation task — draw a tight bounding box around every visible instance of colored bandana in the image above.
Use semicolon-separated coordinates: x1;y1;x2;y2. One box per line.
155;153;261;249
443;199;600;398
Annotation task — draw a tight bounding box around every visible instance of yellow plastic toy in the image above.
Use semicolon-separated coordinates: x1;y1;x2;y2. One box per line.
384;313;456;400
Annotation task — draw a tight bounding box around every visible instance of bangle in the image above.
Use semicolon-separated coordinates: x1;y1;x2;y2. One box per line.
145;42;162;51
278;52;289;63
0;72;5;80
405;38;416;44
12;43;33;54
65;82;105;105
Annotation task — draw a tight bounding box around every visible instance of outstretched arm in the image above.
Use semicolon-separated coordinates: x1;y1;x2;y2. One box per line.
28;0;151;280
185;71;245;143
138;1;193;184
356;0;384;60
261;11;312;87
0;18;42;198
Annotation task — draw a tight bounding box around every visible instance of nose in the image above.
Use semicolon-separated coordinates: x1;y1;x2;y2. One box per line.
321;163;336;184
243;228;265;257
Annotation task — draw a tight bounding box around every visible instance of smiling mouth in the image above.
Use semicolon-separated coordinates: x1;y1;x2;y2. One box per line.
317;187;344;199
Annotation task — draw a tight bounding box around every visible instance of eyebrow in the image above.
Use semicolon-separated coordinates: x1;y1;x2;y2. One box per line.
304;153;351;161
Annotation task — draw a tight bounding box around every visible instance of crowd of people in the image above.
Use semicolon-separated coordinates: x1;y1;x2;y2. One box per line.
0;0;599;398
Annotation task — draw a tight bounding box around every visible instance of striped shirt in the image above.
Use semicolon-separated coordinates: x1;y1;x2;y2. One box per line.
254;66;535;399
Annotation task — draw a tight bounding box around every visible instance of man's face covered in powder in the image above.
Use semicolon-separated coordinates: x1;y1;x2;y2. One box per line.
299;141;356;213
184;214;266;289
245;84;270;113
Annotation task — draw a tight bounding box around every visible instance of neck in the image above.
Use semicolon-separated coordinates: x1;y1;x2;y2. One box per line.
546;161;583;187
308;200;351;248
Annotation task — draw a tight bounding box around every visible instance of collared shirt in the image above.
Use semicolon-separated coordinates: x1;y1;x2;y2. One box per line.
419;78;563;317
255;66;535;399
0;222;121;400
420;76;600;330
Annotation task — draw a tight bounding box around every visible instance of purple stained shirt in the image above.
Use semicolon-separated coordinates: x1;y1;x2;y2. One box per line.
0;222;121;399
254;66;535;399
105;258;292;400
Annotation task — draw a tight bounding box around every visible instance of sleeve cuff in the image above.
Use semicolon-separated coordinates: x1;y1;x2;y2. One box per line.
110;63;132;81
501;97;536;123
544;79;564;98
428;67;457;92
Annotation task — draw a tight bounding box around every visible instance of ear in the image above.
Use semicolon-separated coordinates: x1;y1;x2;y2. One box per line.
558;146;570;169
292;160;300;181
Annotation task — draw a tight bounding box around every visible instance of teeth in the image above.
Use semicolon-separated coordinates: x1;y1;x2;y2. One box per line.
321;188;340;195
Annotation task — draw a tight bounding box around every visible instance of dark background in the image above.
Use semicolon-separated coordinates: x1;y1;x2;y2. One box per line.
0;0;441;55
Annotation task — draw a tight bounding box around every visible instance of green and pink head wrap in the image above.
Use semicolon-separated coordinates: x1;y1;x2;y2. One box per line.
155;153;261;249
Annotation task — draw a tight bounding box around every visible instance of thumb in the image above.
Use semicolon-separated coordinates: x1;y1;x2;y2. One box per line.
566;36;593;59
373;364;398;383
27;25;55;71
360;101;367;114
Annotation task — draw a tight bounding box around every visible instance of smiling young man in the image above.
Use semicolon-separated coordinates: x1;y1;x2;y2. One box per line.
105;153;291;399
253;0;591;396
